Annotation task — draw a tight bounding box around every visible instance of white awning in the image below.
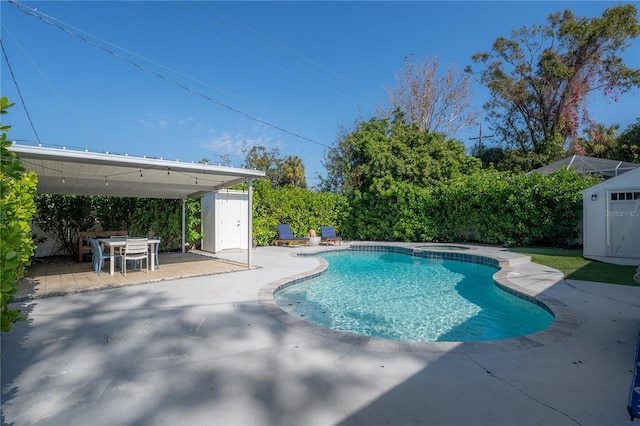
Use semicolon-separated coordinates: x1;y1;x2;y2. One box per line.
9;143;265;199
9;143;265;268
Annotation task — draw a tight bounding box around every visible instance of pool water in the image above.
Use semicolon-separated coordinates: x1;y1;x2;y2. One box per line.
274;251;554;342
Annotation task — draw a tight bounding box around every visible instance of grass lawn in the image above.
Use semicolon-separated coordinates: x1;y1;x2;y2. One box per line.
509;247;639;286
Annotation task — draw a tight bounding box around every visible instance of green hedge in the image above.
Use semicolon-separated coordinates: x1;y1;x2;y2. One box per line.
339;168;599;247
29;168;600;261
252;180;347;245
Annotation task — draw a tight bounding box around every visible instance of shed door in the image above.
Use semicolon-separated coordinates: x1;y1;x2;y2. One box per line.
607;191;640;258
219;194;244;250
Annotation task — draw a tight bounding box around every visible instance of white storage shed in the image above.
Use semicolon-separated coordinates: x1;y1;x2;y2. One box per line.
201;190;249;253
580;167;640;263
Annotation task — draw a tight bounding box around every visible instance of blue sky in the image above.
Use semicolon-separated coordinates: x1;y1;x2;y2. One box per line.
2;1;639;185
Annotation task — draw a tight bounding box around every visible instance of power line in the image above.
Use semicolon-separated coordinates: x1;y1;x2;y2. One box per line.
6;0;331;149
192;2;367;101
1;39;42;144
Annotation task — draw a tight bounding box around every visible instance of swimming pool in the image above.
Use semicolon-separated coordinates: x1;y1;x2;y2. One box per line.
273;248;554;342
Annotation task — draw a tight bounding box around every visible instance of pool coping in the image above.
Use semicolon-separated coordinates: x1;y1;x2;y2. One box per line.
258;242;580;353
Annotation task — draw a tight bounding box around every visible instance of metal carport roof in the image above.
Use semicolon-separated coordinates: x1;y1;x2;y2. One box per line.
8;143;266;268
9;143;265;198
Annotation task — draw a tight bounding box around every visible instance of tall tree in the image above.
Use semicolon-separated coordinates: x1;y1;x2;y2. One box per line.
567;123;620;159
468;4;640;165
241;145;282;186
320;111;481;194
385;55;477;139
615;117;640;163
279;155;306;188
242;145;308;188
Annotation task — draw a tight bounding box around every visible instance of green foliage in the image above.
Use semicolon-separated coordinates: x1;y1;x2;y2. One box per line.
321;112;481;193
242;146;307;188
33;195;98;257
318;112;596;247
279;155;307;188
1;98;38;332
616;118;640;163
469;4;640;163
569;123;621;160
510;247;639;286
33;195;201;256
483;146;570;173
243;145;283;186
433;168;599;247
95;197;201;251
252;179;347;246
340;168;598;247
343;179;436;242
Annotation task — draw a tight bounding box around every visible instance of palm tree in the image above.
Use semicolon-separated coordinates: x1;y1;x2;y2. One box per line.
568;123;620;159
280;156;306;187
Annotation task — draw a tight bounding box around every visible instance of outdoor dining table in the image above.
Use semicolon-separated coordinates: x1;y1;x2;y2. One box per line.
97;237;161;276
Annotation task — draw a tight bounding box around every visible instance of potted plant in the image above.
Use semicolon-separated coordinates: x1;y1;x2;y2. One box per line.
307;229;321;246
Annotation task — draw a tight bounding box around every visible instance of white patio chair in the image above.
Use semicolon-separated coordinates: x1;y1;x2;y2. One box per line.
121;238;149;275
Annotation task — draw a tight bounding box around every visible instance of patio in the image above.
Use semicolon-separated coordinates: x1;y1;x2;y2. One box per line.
3;243;640;425
16;250;248;300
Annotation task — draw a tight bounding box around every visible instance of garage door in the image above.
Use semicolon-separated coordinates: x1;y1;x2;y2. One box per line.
608;191;640;258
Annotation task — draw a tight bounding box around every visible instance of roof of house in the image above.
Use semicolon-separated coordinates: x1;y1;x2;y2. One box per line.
531;155;639;179
579;166;640;194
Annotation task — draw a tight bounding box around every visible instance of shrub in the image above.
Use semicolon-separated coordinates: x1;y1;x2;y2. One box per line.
341;167;599;247
1;98;38;332
252;180;347;246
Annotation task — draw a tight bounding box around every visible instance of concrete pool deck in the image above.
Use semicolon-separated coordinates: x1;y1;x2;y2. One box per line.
2;243;640;425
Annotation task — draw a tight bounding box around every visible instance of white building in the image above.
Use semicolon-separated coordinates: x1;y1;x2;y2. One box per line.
201;190;250;253
580;167;640;264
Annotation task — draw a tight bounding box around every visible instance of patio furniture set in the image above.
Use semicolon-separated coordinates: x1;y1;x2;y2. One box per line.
273;224;342;247
88;236;161;276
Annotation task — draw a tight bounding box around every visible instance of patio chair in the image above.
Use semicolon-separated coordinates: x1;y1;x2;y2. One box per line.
89;237;119;275
121;238;149;275
320;226;342;245
273;224;308;246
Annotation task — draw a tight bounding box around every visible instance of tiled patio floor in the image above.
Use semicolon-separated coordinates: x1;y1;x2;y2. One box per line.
17;251;248;300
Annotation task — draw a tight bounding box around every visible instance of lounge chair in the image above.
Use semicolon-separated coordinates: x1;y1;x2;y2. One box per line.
320;226;342;245
274;224;308;246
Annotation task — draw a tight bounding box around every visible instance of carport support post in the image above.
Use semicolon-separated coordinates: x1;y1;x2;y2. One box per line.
182;198;186;253
247;178;253;269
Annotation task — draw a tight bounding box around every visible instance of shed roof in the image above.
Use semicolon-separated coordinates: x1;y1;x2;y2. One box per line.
9;143;265;199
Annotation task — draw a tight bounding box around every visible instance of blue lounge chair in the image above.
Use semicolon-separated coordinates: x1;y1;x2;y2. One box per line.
274;224;308;246
320;226;342;245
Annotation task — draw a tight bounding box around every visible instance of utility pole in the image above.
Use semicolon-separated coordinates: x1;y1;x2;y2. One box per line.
469;122;493;157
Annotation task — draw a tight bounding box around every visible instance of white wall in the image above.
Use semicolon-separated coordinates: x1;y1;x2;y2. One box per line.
201;190;249;253
31;223;59;257
582;190;608;258
581;168;640;260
